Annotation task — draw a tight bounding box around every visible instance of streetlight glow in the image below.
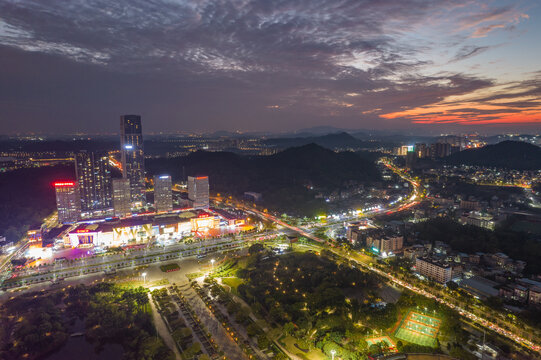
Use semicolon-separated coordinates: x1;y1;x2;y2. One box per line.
142;272;147;285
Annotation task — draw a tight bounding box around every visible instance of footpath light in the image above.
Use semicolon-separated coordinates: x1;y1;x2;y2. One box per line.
330;349;336;360
142;272;147;285
210;258;215;270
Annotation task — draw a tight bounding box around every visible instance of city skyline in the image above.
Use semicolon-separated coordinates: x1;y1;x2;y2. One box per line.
1;0;540;135
2;2;541;359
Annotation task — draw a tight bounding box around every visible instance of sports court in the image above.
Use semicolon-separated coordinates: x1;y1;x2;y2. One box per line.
365;335;396;352
394;310;441;347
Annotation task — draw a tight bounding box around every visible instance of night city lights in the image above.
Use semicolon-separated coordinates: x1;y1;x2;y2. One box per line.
0;1;541;360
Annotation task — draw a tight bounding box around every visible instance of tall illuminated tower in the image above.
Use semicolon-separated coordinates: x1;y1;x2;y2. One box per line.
120;115;145;204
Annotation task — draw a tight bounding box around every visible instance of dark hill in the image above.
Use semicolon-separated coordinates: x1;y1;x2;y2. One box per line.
444;141;541;170
146;143;380;215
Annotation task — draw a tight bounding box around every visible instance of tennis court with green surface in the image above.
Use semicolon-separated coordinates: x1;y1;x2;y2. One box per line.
365;335;396;350
394;310;441;347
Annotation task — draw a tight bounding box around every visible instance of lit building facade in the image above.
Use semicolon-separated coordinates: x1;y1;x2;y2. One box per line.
54;181;81;223
112;178;131;217
415;257;452;284
120;115;145;204
367;235;403;254
154;175;173;212
67;210;223;247
75;151;112;212
188;176;209;209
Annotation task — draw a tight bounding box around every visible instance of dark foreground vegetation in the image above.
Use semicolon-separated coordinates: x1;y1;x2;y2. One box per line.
0;283;173;360
223;250;469;359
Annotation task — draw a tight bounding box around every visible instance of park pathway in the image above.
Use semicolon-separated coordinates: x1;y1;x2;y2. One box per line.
148;293;182;360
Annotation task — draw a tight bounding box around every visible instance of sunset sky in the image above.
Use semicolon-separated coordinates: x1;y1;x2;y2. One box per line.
0;0;540;134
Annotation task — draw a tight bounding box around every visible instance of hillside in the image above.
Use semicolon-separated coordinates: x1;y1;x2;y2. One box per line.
0;165;75;242
444;141;541;170
146;143;380;215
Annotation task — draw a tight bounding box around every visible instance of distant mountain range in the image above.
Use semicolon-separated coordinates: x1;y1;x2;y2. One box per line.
264;132;383;149
445;141;541;170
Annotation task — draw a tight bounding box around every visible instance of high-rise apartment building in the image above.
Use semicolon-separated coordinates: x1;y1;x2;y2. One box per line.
75;151;112;212
415;257;452;284
188;176;209;209
120;115;145;204
54;181;81;223
154;175;173;212
112;178;131;217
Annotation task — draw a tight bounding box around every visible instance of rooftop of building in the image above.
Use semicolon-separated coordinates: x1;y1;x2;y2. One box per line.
417;256;451;268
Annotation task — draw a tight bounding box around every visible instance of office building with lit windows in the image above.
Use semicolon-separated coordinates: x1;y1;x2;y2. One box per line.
75;151;112;213
154;175;173;212
54;181;81;223
120;115;145;204
188;176;209;209
112;178;131;217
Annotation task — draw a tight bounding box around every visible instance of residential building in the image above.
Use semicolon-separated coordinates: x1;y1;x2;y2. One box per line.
416;257;452;284
54;181;81;223
112;178;131;217
75;151;112;213
367;234;403;254
188;176;209;209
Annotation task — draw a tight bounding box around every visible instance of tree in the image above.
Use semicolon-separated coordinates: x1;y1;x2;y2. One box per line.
249;243;265;255
446;281;458;291
257;335;271;349
283;322;295;335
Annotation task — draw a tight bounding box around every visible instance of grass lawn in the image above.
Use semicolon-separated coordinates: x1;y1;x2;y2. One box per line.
281;335;326;360
221;277;244;292
160;263;180;272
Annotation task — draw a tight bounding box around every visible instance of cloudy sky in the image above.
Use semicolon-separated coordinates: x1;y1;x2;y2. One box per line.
1;0;540;134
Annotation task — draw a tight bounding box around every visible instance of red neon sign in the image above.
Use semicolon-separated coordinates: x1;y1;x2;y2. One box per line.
76;229;89;233
54;181;75;187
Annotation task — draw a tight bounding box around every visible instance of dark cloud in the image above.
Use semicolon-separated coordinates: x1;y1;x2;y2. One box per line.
450;45;491;63
0;0;537;133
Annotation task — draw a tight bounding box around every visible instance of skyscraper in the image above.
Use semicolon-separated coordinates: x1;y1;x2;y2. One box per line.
54;181;80;223
188;176;209;209
75;151;112;213
120;115;145;204
154;175;173;212
112;178;131;217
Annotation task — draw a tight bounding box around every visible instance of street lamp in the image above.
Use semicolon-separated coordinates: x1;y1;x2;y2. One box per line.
330;349;336;360
142;272;147;285
210;258;215;271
